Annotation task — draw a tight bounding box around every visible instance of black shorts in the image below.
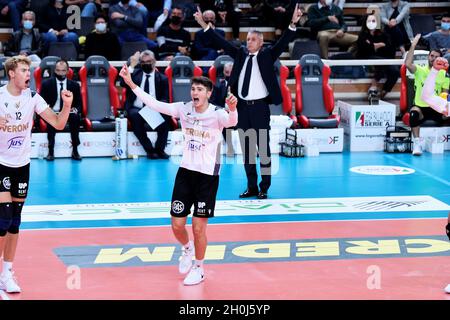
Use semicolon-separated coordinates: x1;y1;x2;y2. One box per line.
170;167;219;218
417;106;446;125
0;163;30;199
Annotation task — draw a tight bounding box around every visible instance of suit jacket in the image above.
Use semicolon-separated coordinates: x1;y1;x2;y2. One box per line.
204;27;296;105
40;77;82;116
120;68;171;121
5;28;43;57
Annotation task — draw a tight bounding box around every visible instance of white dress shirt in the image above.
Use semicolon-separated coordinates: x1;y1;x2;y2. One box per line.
238;50;269;100
134;71;156;108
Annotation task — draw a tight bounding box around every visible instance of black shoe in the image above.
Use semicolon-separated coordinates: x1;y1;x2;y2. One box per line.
157;150;170;159
257;191;268;199
45;154;54;161
239;188;259;198
71;150;82;161
147;152;159;159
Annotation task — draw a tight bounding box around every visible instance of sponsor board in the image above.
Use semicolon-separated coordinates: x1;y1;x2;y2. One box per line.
54;235;450;268
22;196;449;223
30;128;345;159
338;100;396;152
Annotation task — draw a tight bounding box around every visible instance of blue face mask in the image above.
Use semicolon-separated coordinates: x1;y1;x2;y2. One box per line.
442;22;450;31
23;20;33;30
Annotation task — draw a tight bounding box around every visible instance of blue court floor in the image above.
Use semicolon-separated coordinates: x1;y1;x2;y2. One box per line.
27;151;450;208
3;150;450;300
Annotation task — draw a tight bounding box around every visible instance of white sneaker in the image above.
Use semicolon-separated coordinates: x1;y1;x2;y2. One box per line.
183;265;205;286
0;271;21;293
445;284;450;294
178;241;195;274
412;138;422;156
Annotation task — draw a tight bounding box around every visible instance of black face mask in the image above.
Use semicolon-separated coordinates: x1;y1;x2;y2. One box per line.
55;74;66;81
170;16;182;25
141;64;153;74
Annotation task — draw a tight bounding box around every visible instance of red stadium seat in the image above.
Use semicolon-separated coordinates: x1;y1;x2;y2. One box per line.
78;56;120;131
294;54;339;128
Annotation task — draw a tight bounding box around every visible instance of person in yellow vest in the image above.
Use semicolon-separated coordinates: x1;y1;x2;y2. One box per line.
405;34;449;156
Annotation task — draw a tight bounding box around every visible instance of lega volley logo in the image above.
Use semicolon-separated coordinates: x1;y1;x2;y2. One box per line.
350;165;415;175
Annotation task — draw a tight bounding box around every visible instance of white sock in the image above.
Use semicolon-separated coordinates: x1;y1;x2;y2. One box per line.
195;259;204;268
2;261;12;275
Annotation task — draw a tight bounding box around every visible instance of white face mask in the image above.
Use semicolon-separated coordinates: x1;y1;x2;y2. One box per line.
325;0;333;6
95;23;106;33
366;21;378;30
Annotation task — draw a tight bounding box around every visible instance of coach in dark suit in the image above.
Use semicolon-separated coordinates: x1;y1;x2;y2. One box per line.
194;5;302;199
121;50;171;159
40;59;82;161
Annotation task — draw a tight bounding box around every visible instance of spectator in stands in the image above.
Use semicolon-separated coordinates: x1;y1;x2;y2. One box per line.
424;13;450;56
172;0;196;21
0;0;27;31
145;0;171;30
379;0;413;54
120;50;171;159
84;14;121;61
211;61;235;156
109;0;149;35
307;0;358;59
109;0;157;51
39;0;80;55
156;5;191;61
405;34;449;156
354;13;399;100
40;59;82;161
5;11;43;63
64;0;102;18
264;0;293;40
192;10;225;62
200;0;240;41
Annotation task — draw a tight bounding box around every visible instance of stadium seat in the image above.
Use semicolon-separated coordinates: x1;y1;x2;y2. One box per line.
120;41;148;61
294;54;339;128
48;42;78;61
208;55;234;86
34;56;74;93
165;55;203;103
79;55;120;131
0;56;8;86
269;60;295;123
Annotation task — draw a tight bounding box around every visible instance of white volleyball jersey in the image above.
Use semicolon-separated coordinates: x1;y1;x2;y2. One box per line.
133;86;238;176
0;85;48;168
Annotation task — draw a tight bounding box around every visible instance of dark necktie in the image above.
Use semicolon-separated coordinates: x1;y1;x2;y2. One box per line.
59;82;64;111
143;74;150;106
241;54;254;98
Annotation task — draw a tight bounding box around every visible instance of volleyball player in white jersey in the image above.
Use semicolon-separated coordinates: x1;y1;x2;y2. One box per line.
0;56;73;293
420;56;450;293
120;65;238;285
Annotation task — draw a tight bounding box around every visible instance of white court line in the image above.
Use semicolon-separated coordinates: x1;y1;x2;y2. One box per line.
0;289;10;300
